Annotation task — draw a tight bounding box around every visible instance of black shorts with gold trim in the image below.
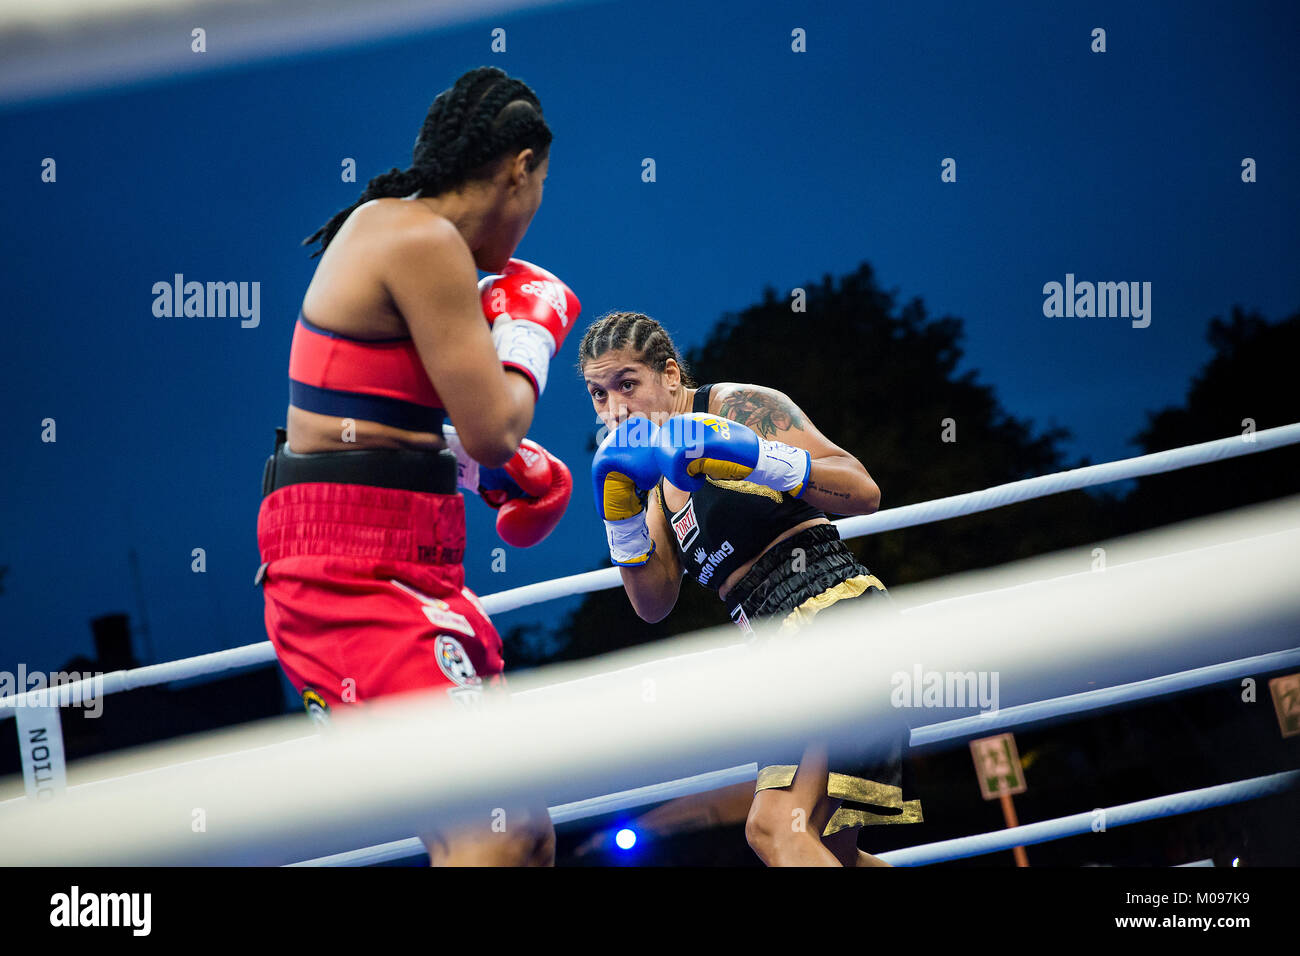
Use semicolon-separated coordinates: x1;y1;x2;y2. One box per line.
727;523;923;836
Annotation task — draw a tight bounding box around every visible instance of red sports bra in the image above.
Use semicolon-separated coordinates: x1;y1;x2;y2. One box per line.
287;313;446;433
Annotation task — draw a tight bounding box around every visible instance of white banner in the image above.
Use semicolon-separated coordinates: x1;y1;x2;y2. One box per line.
15;703;67;800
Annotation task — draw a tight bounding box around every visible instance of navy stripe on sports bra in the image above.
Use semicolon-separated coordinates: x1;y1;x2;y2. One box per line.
289;381;446;434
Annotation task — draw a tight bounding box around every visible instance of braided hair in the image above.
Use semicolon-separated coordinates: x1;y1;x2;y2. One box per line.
303;66;552;257
577;311;697;388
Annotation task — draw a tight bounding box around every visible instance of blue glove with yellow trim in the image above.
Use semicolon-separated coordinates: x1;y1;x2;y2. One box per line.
592;417;663;566
655;412;812;498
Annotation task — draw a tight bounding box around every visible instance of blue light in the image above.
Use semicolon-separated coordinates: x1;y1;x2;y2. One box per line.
615;828;637;850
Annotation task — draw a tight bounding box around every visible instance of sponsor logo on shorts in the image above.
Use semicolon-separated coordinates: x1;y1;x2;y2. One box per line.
302;688;331;727
421;605;475;638
671;500;700;550
435;635;482;689
416;544;465;564
389;579;477;637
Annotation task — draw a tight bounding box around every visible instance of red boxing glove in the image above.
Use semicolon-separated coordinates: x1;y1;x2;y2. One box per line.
479;259;581;398
481;439;551;507
493;440;572;548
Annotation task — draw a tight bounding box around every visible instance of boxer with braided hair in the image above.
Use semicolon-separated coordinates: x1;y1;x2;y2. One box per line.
580;311;922;867
305;66;553;256
260;67;579;866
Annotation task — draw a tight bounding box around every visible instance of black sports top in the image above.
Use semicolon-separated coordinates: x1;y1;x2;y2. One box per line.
657;384;824;592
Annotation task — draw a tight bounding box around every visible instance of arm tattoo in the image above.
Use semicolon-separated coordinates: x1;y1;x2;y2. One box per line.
806;480;850;501
716;387;805;439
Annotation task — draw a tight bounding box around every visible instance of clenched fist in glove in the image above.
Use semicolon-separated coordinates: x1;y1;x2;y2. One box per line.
444;424;572;548
478;258;581;399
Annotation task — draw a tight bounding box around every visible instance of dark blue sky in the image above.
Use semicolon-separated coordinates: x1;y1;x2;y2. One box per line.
3;0;1298;686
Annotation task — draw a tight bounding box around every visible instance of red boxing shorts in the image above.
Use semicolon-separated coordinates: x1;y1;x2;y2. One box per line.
256;482;503;717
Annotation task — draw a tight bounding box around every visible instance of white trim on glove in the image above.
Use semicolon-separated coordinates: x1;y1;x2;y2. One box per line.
749;440;813;496
441;424;480;494
604;512;655;566
491;318;555;397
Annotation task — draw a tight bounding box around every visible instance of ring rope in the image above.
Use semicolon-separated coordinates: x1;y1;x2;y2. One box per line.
877;770;1300;866
3;423;1296;711
1;503;1291;865
288;646;1300;866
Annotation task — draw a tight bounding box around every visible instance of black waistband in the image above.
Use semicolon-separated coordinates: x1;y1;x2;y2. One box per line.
261;427;458;497
726;523;874;621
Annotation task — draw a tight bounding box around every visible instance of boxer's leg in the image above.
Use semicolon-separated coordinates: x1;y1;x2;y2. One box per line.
395;579;556;867
822;828;891;867
745;744;843;866
421;805;554;867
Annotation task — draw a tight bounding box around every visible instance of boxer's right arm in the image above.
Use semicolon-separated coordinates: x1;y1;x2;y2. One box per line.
593;419;683;623
383;215;533;467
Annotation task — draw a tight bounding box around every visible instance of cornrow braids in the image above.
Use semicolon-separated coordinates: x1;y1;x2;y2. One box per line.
303;66;552;257
577;311;697;388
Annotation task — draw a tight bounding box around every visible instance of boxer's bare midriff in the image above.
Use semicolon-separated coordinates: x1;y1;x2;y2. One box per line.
286;405;448;454
716;516;829;602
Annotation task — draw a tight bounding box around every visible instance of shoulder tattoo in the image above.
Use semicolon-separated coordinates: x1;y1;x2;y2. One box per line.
716;386;805;439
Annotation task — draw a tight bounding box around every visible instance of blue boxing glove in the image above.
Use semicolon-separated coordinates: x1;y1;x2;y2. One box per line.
592;417;663;566
655;412;812;497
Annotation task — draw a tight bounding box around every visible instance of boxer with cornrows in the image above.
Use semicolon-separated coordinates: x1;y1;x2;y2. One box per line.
258;67;578;866
580;311;922;867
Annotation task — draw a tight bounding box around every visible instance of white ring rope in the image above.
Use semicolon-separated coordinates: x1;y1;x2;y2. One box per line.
294;768;1300;868
834;422;1300;538
0;497;1294;865
876;770;1300;867
3;422;1296;712
290;645;1300;866
10;643;1293;860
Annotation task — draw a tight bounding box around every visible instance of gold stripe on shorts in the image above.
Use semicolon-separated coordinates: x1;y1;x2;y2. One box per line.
757;766;902;807
778;574;886;633
756;764;923;835
759;575;915;834
825;800;924;836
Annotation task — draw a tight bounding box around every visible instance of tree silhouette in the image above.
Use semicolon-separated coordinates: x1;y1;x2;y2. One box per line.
1120;305;1300;531
506;274;1297;669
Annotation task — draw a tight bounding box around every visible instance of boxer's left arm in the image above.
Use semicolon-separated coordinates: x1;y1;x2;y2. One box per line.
711;383;881;516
